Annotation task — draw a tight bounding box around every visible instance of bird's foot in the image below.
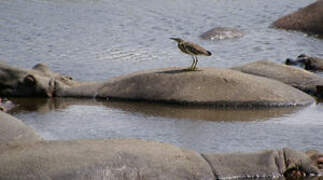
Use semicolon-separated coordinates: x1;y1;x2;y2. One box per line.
184;67;198;71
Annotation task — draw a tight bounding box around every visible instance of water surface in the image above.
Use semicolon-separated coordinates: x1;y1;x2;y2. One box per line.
1;0;323;153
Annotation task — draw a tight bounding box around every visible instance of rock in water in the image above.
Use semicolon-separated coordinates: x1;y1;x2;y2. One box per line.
97;67;314;107
272;1;323;36
232;60;323;98
200;27;244;40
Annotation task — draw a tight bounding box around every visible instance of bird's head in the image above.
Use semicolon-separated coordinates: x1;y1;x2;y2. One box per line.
170;38;183;43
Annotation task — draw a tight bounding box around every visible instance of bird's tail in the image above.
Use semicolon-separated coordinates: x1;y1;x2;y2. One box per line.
207;51;212;56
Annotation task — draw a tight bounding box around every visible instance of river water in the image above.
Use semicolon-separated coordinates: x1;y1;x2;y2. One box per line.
1;0;323;153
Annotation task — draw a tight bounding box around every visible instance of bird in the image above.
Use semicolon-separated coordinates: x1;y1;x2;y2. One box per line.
170;38;212;70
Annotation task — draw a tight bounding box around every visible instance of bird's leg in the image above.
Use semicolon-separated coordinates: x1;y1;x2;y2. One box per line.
189;56;196;70
193;56;198;70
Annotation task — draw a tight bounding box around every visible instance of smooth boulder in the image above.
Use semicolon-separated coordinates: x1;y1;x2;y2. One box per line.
97;67;314;107
200;27;244;40
232;60;323;97
0;139;214;180
0;111;41;144
0;62;315;107
0;138;321;180
272;1;323;35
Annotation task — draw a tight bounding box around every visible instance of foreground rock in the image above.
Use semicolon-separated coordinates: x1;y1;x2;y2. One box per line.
0;62;315;107
272;1;323;35
0;139;322;180
0;112;322;179
232;60;323;97
0;139;214;180
200;27;244;40
202;148;321;179
0;111;41;144
286;54;323;72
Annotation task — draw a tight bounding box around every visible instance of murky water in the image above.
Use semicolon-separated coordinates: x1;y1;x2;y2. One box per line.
1;0;323;153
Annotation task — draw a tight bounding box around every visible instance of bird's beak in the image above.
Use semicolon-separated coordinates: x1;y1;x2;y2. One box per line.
170;38;178;41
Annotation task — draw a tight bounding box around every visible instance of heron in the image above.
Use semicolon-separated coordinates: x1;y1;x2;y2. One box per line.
170;38;212;70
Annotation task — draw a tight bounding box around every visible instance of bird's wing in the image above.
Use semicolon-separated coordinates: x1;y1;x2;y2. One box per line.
183;42;210;56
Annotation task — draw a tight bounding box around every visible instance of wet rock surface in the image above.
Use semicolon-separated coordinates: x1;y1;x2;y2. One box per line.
232;60;323;98
272;1;323;35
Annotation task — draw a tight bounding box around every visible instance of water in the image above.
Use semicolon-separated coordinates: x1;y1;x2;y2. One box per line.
1;0;323;153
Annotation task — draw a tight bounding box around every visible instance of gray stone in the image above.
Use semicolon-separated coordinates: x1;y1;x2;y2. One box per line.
97;67;315;107
272;1;323;35
202;148;320;179
232;60;323;97
0;139;214;180
0;111;41;144
0;62;315;107
200;27;244;40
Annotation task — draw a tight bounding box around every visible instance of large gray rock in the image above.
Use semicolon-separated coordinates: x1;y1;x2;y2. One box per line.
0;139;214;180
232;60;323;97
0;112;322;180
97;67;314;107
0;111;41;144
0;62;315;107
0;138;321;180
272;1;323;35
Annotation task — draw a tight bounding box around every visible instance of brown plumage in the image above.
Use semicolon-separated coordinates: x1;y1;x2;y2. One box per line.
170;38;212;70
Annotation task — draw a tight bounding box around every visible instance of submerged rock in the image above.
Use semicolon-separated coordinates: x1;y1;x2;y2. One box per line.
272;1;323;35
98;67;314;107
200;27;244;40
286;54;323;72
232;60;323;97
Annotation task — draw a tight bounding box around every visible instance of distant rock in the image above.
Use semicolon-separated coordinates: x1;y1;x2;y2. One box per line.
97;67;314;107
272;1;323;35
232;60;323;98
200;27;244;40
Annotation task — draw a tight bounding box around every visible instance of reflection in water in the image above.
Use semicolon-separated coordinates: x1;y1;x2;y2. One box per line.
8;97;323;153
104;101;302;122
9;97;301;122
